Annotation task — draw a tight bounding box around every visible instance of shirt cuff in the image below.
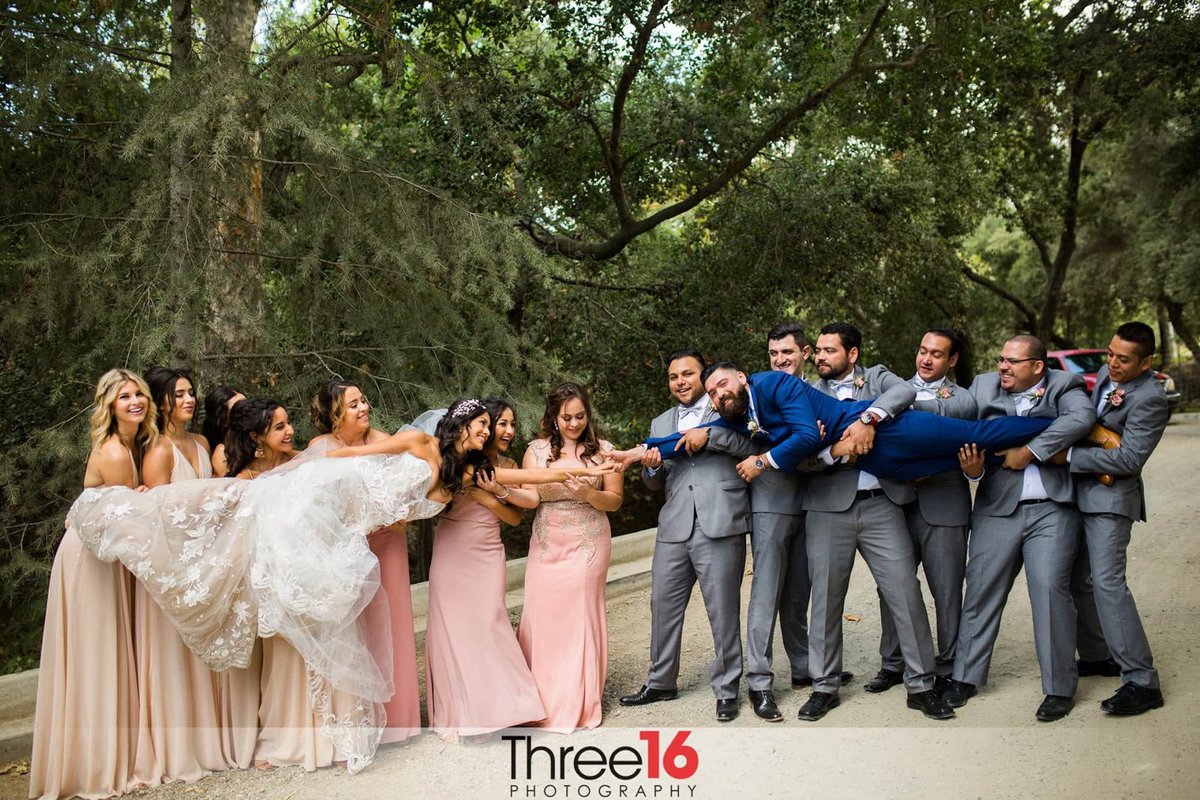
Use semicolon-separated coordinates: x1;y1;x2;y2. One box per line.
1026;444;1047;462
818;446;839;465
866;406;889;421
963;470;983;483
764;451;779;469
644;466;658;477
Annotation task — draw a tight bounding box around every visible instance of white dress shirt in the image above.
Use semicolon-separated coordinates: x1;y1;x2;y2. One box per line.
1010;378;1049;501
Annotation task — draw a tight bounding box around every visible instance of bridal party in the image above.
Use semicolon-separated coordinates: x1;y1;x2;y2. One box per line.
29;320;1170;800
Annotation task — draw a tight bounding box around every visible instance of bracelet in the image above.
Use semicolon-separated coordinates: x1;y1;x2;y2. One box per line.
495;486;511;499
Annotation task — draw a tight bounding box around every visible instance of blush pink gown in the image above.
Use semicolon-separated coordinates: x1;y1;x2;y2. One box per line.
425;496;545;735
130;441;230;786
517;440;613;732
367;522;421;744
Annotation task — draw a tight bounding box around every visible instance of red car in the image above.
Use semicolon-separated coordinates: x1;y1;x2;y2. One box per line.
1046;349;1181;418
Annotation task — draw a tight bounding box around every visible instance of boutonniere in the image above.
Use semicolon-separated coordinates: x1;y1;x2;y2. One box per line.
1106;388;1125;408
746;419;770;438
1030;387;1045;401
854;376;866;389
935;386;953;400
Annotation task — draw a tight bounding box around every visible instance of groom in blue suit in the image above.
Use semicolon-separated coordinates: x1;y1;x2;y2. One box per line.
698;360;957;722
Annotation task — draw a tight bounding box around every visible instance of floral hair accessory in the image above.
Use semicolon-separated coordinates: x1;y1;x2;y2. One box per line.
448;399;486;420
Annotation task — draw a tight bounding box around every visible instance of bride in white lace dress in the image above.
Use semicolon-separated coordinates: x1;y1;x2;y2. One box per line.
64;397;615;772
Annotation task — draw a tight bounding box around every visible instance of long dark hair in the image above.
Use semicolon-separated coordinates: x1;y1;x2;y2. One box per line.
145;366;195;434
539;382;601;464
203;385;242;451
434;398;493;494
225;398;283;477
309;380;360;435
481;396;515;455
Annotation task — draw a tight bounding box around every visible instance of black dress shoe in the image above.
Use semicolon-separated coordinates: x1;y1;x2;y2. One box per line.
1078;658;1121;678
619;685;678;706
749;690;783;722
791;671;853;689
1036;694;1074;722
796;691;840;721
1100;682;1164;716
939;679;977;708
716;698;738;722
907;689;955;720
864;669;904;693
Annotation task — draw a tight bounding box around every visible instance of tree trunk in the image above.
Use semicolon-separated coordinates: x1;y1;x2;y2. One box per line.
169;0;196;366
1157;302;1172;371
198;0;264;374
1166;300;1200;363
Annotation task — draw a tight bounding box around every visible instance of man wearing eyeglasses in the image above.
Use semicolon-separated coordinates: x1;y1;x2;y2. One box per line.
940;335;1095;722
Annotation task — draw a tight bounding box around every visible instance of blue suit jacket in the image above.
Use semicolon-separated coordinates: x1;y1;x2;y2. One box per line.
738;371;868;472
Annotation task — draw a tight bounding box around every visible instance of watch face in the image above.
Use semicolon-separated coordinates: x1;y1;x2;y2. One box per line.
754;458;765;470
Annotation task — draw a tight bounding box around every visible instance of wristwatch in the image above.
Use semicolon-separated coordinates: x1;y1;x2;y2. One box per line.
858;411;880;427
754;457;766;470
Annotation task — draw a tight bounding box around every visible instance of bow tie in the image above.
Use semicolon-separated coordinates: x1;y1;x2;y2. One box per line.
678;404;704;419
913;378;943;392
830;379;857;392
1016;390;1041;402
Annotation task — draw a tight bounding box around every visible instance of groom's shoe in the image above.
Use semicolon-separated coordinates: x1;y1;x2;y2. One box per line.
1100;682;1164;716
749;690;783;722
619;685;678;706
1035;695;1074;722
796;692;840;721
864;669;904;693
907;690;955;720
715;698;739;722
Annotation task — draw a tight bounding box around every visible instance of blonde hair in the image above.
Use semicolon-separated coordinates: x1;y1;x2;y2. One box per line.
89;368;159;451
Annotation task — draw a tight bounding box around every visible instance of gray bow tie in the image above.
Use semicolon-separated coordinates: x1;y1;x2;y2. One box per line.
913;378;942;391
830;380;857;392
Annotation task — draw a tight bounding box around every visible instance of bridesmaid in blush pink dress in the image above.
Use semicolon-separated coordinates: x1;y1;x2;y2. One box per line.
307;380;420;744
30;369;153;800
519;383;623;732
134;367;230;784
425;398;545;740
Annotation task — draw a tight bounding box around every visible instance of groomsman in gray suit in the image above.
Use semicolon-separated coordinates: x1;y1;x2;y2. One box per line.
797;322;952;722
619;349;756;721
870;329;976;691
943;334;1095;722
744;323;851;722
1062;322;1166;715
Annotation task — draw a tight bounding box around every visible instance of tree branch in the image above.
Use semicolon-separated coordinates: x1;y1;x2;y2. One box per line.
960;261;1039;333
522;1;937;261
1011;197;1055;278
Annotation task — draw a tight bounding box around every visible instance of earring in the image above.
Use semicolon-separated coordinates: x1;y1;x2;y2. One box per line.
255;444;264;458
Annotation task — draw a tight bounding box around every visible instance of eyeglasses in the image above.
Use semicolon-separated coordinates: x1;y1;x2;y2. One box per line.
995;356;1041;366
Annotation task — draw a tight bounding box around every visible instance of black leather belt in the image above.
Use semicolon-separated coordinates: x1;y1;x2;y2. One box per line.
855;488;888;502
1018;498;1052;506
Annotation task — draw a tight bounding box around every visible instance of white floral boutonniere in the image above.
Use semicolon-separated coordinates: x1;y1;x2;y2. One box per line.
1031;387;1046;401
935;386;953;400
1106;388;1126;408
854;376;866;390
746;419;770;438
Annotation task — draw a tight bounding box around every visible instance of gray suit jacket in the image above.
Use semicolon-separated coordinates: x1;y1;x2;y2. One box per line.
643;404;756;542
908;376;976;527
1070;367;1168;521
801;364;918;513
969;370;1095;518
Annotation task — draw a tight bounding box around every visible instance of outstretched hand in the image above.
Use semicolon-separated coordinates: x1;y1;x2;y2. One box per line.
604;447;644;472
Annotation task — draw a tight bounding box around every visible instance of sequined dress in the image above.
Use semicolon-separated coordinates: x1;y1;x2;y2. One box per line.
517;439;613;731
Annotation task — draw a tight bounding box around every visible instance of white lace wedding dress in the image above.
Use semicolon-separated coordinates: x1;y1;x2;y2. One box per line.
65;453;445;772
